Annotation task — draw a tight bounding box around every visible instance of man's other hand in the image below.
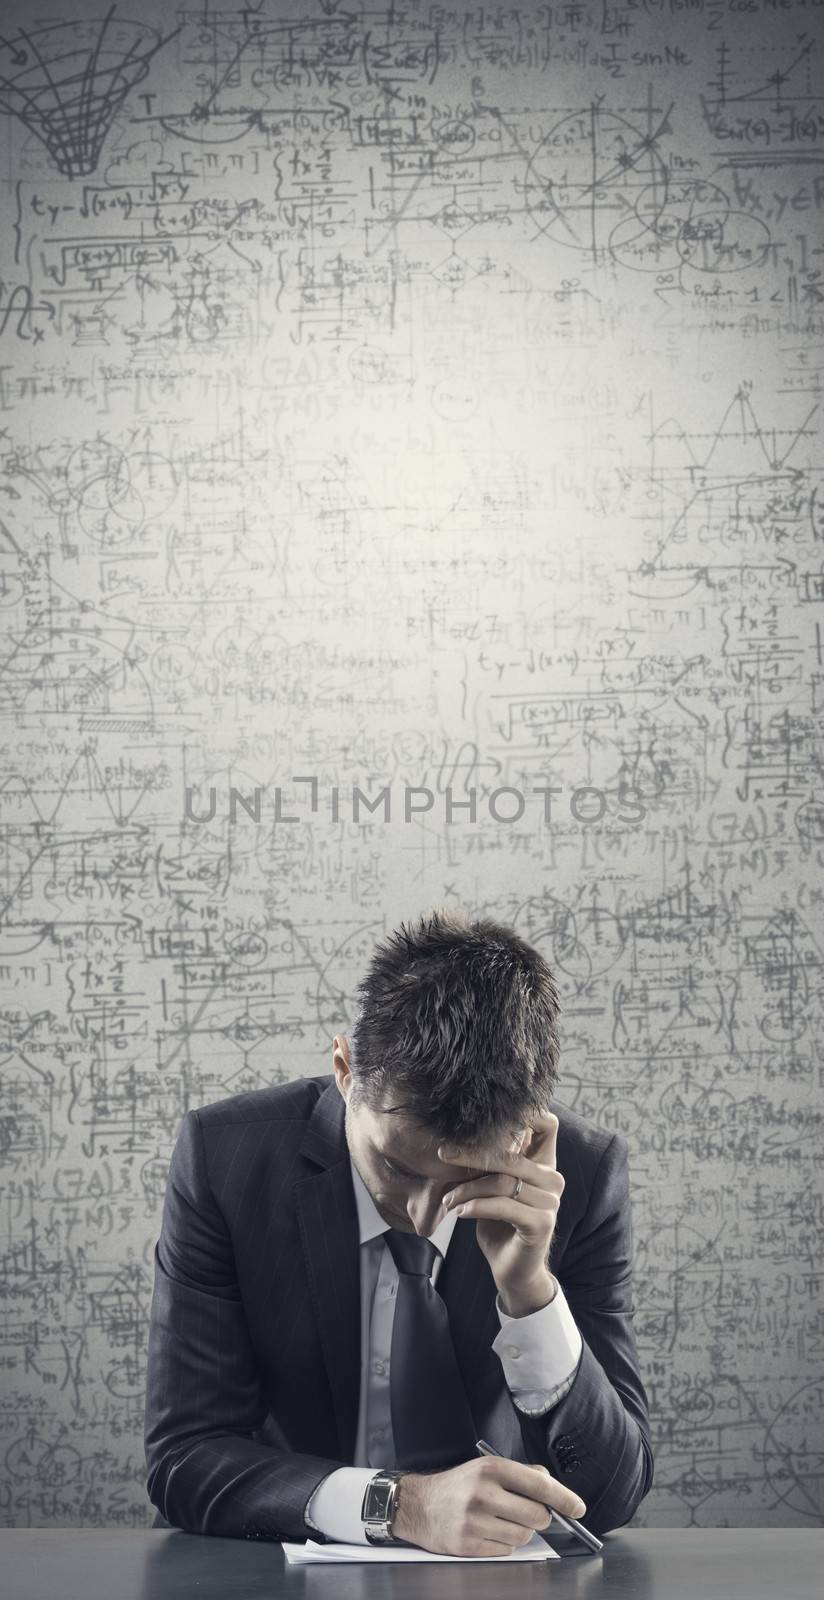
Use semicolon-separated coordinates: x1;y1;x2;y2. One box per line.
439;1112;564;1316
391;1455;586;1557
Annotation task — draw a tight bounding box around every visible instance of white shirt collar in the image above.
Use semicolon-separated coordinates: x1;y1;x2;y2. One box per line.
348;1152;458;1255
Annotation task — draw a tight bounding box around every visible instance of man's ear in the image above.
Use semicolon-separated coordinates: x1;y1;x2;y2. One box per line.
332;1035;352;1095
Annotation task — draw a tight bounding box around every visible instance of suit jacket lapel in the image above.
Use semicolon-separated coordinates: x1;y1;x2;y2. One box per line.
294;1084;361;1461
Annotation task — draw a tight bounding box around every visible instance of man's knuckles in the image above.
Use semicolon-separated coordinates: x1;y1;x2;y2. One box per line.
469;1457;581;1522
456;1507;477;1541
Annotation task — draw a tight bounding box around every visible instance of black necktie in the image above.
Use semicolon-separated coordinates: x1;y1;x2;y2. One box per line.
383;1228;478;1471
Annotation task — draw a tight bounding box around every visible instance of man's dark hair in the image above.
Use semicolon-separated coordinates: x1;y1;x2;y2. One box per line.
347;907;561;1144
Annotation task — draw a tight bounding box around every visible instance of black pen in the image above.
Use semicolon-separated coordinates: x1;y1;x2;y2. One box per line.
475;1438;604;1554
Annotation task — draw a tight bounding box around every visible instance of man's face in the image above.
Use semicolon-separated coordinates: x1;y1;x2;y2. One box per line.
333;1035;525;1237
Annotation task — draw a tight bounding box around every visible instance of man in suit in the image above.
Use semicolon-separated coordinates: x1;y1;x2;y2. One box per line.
144;908;653;1552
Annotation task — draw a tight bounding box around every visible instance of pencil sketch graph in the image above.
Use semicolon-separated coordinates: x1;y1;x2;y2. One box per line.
0;9;177;178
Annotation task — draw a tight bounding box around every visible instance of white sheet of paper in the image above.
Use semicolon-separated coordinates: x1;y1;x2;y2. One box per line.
282;1532;559;1563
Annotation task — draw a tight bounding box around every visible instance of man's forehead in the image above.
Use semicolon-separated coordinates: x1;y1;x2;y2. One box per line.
368;1103;441;1160
365;1098;521;1168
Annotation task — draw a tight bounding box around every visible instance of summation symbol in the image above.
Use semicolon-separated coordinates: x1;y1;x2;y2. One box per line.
0;6;178;179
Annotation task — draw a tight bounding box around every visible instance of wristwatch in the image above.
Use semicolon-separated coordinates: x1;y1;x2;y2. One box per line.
361;1469;406;1544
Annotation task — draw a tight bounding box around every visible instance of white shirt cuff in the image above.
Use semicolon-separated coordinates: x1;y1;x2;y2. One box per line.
492;1278;583;1414
304;1467;378;1544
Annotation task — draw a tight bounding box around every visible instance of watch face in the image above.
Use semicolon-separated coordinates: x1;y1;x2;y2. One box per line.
363;1480;393;1520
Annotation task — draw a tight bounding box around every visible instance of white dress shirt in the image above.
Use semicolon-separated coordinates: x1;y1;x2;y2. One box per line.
303;1153;583;1543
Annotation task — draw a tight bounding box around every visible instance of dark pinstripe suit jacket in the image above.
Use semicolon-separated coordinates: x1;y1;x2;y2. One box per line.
144;1073;653;1540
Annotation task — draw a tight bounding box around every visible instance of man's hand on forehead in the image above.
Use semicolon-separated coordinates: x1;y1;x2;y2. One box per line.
435;1111;563;1317
439;1113;555;1173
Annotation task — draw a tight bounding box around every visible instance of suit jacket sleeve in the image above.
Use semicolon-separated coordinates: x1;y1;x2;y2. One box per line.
143;1109;344;1539
515;1131;654;1536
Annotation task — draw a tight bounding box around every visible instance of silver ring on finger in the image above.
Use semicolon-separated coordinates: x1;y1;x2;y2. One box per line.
512;1176;523;1199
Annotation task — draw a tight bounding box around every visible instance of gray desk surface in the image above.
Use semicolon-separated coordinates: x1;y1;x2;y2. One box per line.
2;1528;822;1600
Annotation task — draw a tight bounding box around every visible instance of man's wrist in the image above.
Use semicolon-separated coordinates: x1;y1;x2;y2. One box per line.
390;1472;425;1545
499;1271;557;1318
